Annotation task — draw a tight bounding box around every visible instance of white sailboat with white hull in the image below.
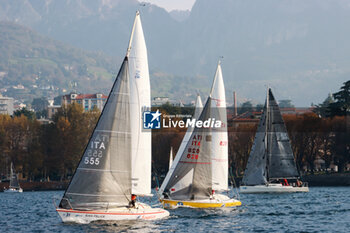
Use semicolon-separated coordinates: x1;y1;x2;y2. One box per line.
159;62;241;208
4;162;23;193
56;11;169;223
240;88;309;194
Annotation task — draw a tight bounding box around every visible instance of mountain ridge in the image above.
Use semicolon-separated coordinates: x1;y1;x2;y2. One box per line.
1;0;350;105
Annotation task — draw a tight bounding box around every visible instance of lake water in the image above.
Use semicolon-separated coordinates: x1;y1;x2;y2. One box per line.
0;187;349;232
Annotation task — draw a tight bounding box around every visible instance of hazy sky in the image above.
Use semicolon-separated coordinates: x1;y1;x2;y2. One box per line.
144;0;196;11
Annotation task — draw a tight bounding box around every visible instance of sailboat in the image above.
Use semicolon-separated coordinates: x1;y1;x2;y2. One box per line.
56;11;169;223
4;162;23;193
240;88;309;193
159;62;241;208
158;94;203;204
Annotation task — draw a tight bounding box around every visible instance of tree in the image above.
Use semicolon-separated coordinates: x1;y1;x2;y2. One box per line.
13;108;36;120
279;99;294;108
330;117;350;172
228;124;256;176
328;80;350;117
32;97;49;118
32;97;49;112
238;101;253;114
314;93;334;117
255;104;264;112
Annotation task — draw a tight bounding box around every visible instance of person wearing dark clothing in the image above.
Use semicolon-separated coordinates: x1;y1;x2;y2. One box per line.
129;194;137;208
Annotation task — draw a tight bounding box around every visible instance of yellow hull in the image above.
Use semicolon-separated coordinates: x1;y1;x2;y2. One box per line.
161;199;242;209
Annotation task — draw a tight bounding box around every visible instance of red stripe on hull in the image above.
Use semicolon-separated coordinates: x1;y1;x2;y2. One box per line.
56;209;165;216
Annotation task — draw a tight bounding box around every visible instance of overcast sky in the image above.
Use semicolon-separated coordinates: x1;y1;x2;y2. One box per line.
144;0;196;11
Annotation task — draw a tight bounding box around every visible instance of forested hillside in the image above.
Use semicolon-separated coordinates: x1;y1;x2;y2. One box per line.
0;21;116;103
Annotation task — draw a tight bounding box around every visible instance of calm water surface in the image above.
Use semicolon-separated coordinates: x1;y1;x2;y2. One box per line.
0;187;349;232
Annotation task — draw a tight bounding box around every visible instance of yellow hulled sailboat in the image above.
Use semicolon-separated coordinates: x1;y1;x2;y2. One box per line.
158;62;241;209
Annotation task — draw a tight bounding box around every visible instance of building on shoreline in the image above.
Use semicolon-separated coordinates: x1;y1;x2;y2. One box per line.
61;93;107;112
47;100;61;120
152;97;184;107
0;95;14;115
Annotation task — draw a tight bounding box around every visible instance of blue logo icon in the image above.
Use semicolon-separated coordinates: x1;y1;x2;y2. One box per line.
143;110;161;129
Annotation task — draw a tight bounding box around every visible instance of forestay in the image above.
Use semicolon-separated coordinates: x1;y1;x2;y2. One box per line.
59;58;132;210
128;11;152;195
162;98;212;200
210;62;228;191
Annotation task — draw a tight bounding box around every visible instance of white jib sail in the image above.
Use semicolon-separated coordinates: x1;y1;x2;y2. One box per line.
159;95;203;195
127;11;151;195
210;61;228;191
169;147;173;170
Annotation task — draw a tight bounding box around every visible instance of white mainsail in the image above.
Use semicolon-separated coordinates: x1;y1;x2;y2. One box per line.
127;11;152;195
159;95;203;195
210;62;228;191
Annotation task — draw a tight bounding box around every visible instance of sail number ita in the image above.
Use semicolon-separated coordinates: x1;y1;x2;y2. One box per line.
84;134;108;166
186;135;202;160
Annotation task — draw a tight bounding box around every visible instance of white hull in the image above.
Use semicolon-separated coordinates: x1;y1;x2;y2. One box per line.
4;188;23;193
240;184;309;193
56;203;169;223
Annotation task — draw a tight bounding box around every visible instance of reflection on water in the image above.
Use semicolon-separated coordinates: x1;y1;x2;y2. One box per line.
0;187;349;232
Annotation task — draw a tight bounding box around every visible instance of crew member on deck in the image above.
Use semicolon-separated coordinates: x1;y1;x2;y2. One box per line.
210;190;215;199
129;194;137;208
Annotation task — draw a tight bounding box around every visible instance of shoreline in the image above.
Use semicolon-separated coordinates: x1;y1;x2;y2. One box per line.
302;172;350;186
232;172;350;187
0;181;68;192
1;173;349;192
